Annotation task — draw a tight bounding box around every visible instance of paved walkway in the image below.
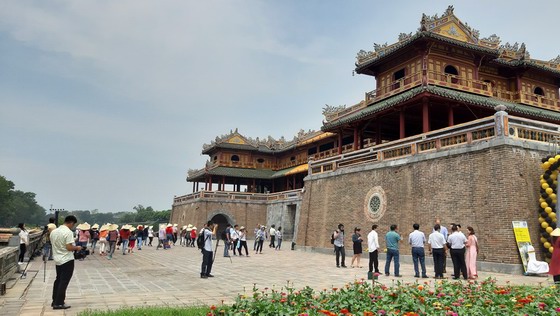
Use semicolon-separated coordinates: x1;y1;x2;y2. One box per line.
0;242;554;316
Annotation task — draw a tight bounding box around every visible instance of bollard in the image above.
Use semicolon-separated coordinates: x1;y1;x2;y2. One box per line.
0;282;6;295
291;242;296;250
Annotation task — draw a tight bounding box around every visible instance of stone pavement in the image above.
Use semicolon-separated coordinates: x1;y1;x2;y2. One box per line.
0;242;554;316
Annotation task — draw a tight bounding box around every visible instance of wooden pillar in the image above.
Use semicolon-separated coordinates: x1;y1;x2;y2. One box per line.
293;175;296;189
252;178;256;192
196;182;199;192
473;56;481;80
422;98;430;133
204;177;207;190
222;176;225;191
376;120;381;144
209;176;213;191
353;127;359;150
399;110;406;139
192;182;195;192
272;180;275;193
448;106;454;127
337;130;343;154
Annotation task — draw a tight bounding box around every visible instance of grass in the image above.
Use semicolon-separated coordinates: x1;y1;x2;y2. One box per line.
78;306;209;316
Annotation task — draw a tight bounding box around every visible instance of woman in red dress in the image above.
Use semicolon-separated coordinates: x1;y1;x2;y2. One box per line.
550;228;560;284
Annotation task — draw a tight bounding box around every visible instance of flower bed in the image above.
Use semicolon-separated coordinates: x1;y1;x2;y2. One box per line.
207;278;559;315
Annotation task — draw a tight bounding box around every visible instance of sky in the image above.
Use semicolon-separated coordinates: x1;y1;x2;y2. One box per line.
1;1;560;213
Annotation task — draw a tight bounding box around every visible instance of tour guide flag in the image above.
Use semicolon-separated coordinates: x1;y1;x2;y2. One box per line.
512;221;533;273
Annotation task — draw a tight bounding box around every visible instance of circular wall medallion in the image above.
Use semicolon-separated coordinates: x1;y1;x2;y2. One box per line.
364;186;387;221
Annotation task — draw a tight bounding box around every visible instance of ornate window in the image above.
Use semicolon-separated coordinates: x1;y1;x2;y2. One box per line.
363;186;387;221
290;156;296;162
231;155;240;162
392;68;405;90
444;65;459;84
257;158;265;163
534;87;544;96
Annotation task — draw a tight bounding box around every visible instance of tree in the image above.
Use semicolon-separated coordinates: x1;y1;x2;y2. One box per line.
0;176;47;227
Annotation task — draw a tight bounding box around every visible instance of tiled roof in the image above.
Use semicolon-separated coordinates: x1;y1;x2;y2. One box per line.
187;164;309;182
322;85;560;130
492;59;560;77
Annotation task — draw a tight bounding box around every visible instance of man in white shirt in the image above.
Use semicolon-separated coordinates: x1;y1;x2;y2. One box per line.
428;224;446;279
447;224;468;280
50;215;82;310
367;224;380;274
201;220;217;279
230;225;240;256
408;223;428;278
269;225;276;248
433;218;448;273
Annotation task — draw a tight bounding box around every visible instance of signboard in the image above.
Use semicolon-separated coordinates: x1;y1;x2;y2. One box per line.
512;221;532;273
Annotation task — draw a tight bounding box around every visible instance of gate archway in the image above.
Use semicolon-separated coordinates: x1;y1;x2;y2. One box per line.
210;213;232;237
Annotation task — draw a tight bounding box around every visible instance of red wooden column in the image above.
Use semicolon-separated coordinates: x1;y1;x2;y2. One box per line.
192;182;195;192
422;98;430;133
353;127;359;150
222;176;226;191
337;130;343;154
272;181;275;193
399;110;406;139
196;182;199;192
252;178;256;192
208;176;213;191
448;106;454;127
204;177;207;190
292;175;296;189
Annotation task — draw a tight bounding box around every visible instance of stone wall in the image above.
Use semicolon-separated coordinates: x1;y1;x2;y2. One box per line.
296;137;547;265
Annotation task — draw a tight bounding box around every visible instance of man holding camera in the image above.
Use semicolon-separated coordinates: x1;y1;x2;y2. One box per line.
50;215;81;310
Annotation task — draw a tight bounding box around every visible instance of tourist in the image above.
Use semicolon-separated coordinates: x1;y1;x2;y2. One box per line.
43;217;57;261
120;225;131;255
269;224;277;248
200;221;217;278
18;223;29;264
231;224;240;255
367;224;380;274
189;226;197;247
549;228;560;283
255;226;266;254
253;224;260;250
428;224;446;279
136;225;143;250
333;224;347;268
142;225;149;246
50;215;81;310
98;225;108;256
238;226;250;256
223;224;232;257
148;225;154;246
166;224;174;248
76;223;90;249
128;227;137;253
351;227;363;268
172;223;178;245
409;223;428;278
275;226;283;250
384;224;402;277
90;224;100;253
180;226;187;246
107;224;119;259
447;224;468;280
434;218;448;273
157;224;166;249
465;226;478;279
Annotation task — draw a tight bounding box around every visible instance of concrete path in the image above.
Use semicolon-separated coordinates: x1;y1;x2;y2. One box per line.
0;242;554;316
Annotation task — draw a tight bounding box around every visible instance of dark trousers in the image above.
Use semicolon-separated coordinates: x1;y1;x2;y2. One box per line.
412;247;427;277
52;260;74;306
450;248;467;279
256;240;264;253
335;245;345;267
554;275;560;283
432;248;444;278
238;240;249;256
269;235;276;248
368;250;379;273
19;244;27;262
232;239;239;255
201;249;213;276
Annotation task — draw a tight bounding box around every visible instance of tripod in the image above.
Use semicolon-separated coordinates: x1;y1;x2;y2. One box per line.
21;226;48;280
213;238;232;264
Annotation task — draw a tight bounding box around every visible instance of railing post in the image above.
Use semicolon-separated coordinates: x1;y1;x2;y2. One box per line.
494;105;509;137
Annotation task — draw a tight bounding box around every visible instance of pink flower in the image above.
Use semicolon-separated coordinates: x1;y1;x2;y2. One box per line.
377;310;386;315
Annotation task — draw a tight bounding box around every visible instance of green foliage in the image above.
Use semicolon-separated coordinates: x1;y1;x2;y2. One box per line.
78;306;208;316
0;175;47;227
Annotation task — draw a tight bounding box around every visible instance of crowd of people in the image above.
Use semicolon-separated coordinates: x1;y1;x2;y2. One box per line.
333;219;529;281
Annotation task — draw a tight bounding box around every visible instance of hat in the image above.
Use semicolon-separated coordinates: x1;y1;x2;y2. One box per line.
188;224;193;228
159;224;165;229
240;226;245;230
100;224;108;231
109;224;119;231
182;225;187;230
552;228;560;237
121;224;132;230
77;223;91;230
130;227;136;232
186;227;192;232
167;224;172;227
137;225;143;230
92;224;99;229
173;223;178;227
192;226;197;230
149;225;153;229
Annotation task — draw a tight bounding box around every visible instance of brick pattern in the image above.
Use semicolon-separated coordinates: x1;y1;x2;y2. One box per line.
297;145;545;264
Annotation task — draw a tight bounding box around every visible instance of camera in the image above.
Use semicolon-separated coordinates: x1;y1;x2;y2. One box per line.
74;247;90;260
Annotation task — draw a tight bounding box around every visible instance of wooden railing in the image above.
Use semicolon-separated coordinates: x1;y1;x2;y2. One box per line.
519;92;560;110
493;89;519;102
309;116;499;175
427;71;492;96
173;189;304;205
366;71;423;104
509;116;560;143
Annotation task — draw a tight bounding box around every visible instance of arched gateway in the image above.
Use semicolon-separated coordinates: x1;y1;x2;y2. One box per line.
210;213;233;236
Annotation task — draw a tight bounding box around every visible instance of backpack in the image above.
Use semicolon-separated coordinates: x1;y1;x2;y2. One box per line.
330;232;335;244
197;230;209;250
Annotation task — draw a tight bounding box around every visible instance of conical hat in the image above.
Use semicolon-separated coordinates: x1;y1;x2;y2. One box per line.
130;227;136;232
92;224;99;229
187;224;193;228
100;224;108;231
122;224;132;230
77;223;91;230
108;224;119;231
552;228;560;237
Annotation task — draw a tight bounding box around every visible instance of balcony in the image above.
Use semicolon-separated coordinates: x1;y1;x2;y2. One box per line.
173;189;304;205
366;71;423;104
493;89;560;111
427;71;492;96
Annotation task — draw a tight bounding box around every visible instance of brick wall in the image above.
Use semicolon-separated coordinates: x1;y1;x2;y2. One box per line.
297;142;546;264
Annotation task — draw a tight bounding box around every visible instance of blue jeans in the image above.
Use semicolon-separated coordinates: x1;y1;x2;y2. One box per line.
121;239;129;254
412;247;427;276
223;240;230;256
43;242;53;260
137;237;142;249
384;248;400;276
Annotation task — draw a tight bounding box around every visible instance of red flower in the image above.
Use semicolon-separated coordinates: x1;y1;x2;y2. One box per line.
341;308;350;314
210;305;217;310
